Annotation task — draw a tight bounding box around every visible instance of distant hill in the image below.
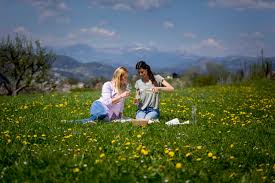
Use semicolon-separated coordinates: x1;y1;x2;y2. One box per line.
52;55;115;81
52;55;82;69
54;44;275;74
51;45;275;81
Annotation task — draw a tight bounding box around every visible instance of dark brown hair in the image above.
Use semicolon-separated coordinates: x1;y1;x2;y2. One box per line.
136;61;157;86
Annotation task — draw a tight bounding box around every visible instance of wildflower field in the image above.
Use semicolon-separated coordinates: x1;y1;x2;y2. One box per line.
1;80;274;182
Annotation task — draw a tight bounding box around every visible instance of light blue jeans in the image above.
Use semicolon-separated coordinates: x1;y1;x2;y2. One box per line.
136;107;160;120
76;101;108;123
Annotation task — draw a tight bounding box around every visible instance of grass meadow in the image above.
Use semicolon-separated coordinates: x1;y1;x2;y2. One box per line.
0;80;274;182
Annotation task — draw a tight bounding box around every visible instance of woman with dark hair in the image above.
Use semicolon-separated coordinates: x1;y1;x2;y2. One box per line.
134;61;174;120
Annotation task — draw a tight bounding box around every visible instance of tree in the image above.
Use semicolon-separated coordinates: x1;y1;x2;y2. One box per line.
206;62;229;84
0;35;55;96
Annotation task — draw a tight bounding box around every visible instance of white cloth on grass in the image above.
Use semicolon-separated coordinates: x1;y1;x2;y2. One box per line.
165;118;190;126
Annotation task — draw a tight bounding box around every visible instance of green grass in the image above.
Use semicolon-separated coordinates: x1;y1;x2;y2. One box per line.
1;80;274;182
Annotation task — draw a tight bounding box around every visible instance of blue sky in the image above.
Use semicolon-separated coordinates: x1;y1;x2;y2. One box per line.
0;0;275;57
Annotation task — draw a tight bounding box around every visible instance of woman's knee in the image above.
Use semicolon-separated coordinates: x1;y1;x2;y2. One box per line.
90;101;107;118
145;111;159;120
136;110;146;119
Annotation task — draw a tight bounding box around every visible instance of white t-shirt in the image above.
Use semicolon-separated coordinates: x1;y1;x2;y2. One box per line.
134;75;164;110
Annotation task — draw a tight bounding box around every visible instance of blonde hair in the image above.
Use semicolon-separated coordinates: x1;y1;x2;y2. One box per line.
112;66;128;94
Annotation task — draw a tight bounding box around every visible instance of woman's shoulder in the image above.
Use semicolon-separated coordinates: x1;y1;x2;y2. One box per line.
135;78;143;85
154;74;164;81
102;81;113;89
134;79;143;88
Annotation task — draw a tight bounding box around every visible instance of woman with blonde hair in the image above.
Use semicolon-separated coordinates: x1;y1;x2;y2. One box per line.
77;66;130;123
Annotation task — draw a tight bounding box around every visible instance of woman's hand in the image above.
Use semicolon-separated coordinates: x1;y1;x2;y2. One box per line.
133;98;140;105
120;91;131;98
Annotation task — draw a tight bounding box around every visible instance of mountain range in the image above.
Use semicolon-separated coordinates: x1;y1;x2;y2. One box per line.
52;44;275;81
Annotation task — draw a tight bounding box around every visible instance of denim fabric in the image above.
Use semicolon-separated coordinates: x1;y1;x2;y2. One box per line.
136;107;160;120
76;101;108;124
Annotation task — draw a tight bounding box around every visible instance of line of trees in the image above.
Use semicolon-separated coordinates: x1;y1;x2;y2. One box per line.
0;35;55;96
177;55;273;87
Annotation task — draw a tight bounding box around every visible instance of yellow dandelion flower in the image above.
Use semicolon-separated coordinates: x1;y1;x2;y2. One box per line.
185;153;191;158
118;156;126;161
230;144;234;148
64;134;72;139
164;149;169;154
208;152;213;158
212;156;217;160
197;146;202;150
175;163;182;169
73;167;80;173
137;134;142;138
111;140;116;144
168;151;175;157
100;153;105;159
141;149;149;156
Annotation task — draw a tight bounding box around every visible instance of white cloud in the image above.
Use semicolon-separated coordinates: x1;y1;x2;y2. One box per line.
24;0;71;24
240;32;265;39
43;26;119;47
194;38;224;50
208;0;275;10
112;3;132;11
13;26;32;37
57;2;70;11
127;43;152;52
90;0;170;11
182;38;226;56
80;27;116;37
135;0;166;10
183;32;197;39
163;21;174;29
14;26;28;34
